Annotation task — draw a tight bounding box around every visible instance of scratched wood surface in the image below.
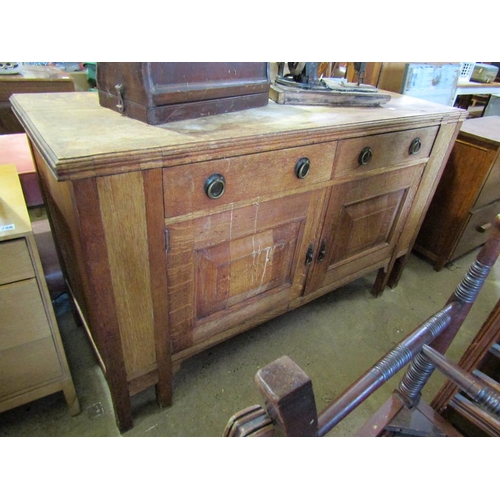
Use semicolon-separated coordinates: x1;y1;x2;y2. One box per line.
12;91;467;431
11;92;465;180
166;190;325;355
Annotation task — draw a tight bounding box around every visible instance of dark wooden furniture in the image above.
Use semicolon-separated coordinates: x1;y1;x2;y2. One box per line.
96;62;270;124
431;297;500;436
0;65;74;134
223;217;500;437
415;116;500;270
11;91;466;432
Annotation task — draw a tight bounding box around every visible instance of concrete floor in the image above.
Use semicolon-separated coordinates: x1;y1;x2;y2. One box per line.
1;249;499;437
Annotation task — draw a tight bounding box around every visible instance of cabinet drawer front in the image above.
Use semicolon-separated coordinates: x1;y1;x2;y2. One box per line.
0;239;34;285
0;337;62;399
475;155;500;209
333;126;438;178
163;142;337;217
0;279;53;351
452;200;500;261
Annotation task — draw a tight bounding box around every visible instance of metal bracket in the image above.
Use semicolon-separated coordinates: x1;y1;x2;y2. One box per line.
115;84;125;113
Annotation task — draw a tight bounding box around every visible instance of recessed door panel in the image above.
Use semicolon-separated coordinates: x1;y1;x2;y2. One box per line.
166;189;325;355
196;223;299;318
305;165;424;295
332;189;405;263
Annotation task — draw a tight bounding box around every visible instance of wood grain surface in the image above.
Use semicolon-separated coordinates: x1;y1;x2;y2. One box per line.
11;91;467;431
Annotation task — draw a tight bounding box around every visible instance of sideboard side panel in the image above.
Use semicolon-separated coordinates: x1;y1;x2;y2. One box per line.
30;145;91;318
96;171;157;380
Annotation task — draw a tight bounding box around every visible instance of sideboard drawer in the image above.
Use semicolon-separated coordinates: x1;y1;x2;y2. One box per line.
163;142;337;217
333;126;438;178
0;240;34;285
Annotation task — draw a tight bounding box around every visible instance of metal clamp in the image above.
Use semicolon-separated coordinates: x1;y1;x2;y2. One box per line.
115;84;125;113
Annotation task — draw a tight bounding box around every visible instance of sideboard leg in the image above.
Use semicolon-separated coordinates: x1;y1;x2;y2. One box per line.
156;380;173;408
386;255;407;289
112;387;134;433
372;267;389;297
433;257;447;272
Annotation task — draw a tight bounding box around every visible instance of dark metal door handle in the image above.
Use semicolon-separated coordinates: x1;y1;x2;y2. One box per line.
317;239;327;262
305;244;314;265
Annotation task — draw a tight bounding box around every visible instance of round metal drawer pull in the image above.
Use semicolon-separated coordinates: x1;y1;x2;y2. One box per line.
409;137;422;155
358;147;372;166
295;157;311;179
204;173;226;199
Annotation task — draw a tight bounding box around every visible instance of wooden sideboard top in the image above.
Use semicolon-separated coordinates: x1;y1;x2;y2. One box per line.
459;115;500;146
0;164;31;241
10;91;467;180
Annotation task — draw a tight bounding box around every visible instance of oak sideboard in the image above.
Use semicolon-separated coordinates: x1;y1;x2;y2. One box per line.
11;91;466;432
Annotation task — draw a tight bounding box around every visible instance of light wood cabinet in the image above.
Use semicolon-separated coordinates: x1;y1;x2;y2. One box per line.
11;92;466;431
0;164;79;416
415;116;500;270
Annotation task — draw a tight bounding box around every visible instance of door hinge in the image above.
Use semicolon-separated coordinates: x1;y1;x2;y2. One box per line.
165;228;170;252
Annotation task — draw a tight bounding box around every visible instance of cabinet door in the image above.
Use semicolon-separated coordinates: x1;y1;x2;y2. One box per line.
166;190;325;356
305;165;424;295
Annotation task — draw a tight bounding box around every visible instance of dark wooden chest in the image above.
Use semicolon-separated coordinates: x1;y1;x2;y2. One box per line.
96;62;270;125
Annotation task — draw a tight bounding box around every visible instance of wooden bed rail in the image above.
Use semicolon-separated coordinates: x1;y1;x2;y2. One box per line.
223;215;500;437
